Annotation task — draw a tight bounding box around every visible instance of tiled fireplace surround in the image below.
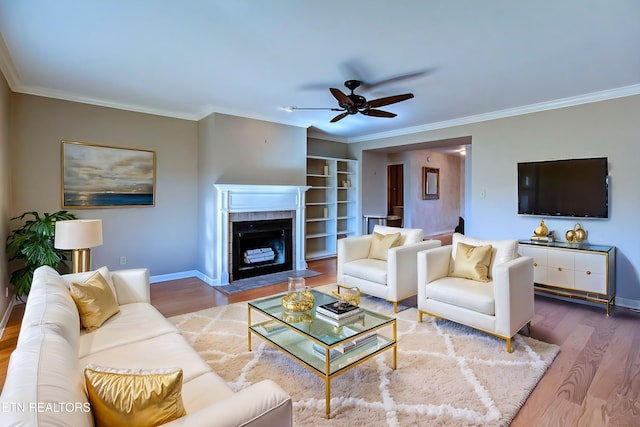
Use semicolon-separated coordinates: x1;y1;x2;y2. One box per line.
214;184;310;285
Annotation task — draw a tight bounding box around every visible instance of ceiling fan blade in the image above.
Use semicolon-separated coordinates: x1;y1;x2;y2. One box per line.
367;93;414;108
329;88;354;106
361;109;397;118
330;112;350;123
290;107;343;111
361;70;432;91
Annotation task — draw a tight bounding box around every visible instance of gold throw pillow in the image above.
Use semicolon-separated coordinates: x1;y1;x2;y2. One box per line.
450;242;493;282
69;271;120;332
367;231;401;261
84;365;186;427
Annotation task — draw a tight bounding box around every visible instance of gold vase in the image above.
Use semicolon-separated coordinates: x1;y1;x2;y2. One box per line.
565;229;576;244
574;223;587;242
534;219;549;237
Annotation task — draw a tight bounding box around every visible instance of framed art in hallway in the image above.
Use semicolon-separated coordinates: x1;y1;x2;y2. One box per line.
61;140;156;208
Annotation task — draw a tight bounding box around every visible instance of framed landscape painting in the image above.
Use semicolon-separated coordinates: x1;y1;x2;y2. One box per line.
62;140;156;208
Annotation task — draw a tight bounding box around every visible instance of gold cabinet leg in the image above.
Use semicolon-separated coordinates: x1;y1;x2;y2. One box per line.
393;301;398;313
506;337;512;353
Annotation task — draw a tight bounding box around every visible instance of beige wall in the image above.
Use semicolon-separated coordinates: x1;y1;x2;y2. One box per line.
196;112;307;281
0;70;10;319
351;95;640;306
9;94;199;276
404;150;463;236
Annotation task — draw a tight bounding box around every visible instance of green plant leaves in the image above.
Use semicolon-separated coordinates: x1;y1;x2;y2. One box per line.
5;210;77;298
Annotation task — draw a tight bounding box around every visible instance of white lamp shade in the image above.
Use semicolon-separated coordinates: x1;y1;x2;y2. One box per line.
54;219;103;249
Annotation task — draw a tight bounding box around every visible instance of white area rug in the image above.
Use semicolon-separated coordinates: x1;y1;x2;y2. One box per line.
170;285;559;426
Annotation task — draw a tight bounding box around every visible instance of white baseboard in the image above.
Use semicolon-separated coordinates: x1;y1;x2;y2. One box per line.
0;299;17;340
615;296;640;311
150;270;219;286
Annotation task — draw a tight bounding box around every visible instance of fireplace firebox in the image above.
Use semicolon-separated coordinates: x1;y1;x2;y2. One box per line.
231;218;293;280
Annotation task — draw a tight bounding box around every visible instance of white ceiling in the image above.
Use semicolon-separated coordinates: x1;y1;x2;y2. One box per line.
1;1;639;142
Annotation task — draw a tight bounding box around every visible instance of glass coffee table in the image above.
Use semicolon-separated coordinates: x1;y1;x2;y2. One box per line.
248;289;397;418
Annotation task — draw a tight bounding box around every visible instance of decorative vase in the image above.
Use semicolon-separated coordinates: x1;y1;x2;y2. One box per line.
574;223;587;242
565;229;576;244
534;219;549;237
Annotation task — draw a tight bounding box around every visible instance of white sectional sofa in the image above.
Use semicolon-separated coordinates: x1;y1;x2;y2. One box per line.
0;265;292;426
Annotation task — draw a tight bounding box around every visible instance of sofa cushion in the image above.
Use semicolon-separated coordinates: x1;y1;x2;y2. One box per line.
70;270;120;332
343;258;387;284
367;231;401;261
451;233;518;279
85;365;186;427
78;302;178;358
425;276;495;315
0;329;93;427
80;332;213;383
449;242;492;282
180;372;235;414
373;225;424;245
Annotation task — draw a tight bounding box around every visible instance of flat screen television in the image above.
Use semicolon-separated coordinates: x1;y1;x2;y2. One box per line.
517;157;609;218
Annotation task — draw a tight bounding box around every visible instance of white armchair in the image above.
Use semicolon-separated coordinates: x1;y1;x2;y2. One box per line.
417;233;534;352
337;225;441;312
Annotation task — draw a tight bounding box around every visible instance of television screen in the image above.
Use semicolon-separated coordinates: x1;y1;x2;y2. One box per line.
518;157;609;218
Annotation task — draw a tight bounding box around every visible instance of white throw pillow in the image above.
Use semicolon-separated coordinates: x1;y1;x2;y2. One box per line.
372;225;424;246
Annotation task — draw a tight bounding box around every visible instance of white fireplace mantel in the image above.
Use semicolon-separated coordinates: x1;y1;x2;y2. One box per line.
214;184;311;285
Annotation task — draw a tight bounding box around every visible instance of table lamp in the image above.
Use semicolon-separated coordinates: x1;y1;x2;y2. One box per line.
54;219;103;273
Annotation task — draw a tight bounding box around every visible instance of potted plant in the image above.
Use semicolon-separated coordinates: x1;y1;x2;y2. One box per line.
6;210;77;300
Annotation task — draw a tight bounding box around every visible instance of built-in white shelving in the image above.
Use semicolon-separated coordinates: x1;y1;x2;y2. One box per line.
305;156;358;259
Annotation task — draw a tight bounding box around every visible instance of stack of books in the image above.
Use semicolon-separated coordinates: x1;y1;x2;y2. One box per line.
312;331;378;361
316;302;364;326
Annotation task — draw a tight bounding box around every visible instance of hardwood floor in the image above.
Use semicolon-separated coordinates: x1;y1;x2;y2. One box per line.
1;257;638;425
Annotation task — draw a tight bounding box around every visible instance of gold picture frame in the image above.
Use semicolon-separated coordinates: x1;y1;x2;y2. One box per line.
61;140;156;209
422;167;440;200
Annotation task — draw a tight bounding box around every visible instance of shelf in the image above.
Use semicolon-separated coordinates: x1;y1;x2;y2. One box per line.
306;232;334;239
305;155;358;260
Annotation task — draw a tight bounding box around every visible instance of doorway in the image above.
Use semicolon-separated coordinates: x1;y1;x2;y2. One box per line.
387;164;404;227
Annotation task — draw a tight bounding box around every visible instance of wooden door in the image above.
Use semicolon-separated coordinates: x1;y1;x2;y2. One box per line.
387;164;403;215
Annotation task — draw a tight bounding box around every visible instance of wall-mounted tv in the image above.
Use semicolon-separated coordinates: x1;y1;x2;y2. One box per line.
517;157;609;218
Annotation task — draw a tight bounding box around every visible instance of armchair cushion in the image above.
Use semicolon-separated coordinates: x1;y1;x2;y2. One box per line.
451;233;518;279
373;225;423;245
425;276;495;315
450;242;492;282
367;231;401;261
343;258;388;284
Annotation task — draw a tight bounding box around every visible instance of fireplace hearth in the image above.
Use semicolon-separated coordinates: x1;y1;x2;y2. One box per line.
232;218;293;280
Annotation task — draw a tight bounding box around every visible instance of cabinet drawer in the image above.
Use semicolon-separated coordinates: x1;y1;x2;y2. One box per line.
574;252;607;275
547;249;574;270
547;266;574;288
519;246;547;267
577;271;607;294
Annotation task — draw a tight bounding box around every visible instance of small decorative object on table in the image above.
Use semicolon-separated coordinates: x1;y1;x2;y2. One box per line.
282;277;315;313
574;223;587;242
531;219;554;242
332;285;360;307
565;229;576;244
534;219;549;237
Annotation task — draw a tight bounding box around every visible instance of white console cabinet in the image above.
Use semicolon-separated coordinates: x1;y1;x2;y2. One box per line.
518;241;616;314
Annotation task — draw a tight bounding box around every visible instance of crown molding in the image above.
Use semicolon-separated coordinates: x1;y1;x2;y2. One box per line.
0;32;21;90
347;84;640;143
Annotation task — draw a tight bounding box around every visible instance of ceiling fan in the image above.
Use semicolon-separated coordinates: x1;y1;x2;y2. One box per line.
290;79;414;123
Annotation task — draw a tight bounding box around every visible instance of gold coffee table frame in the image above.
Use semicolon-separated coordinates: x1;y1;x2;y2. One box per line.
248;289;397;419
